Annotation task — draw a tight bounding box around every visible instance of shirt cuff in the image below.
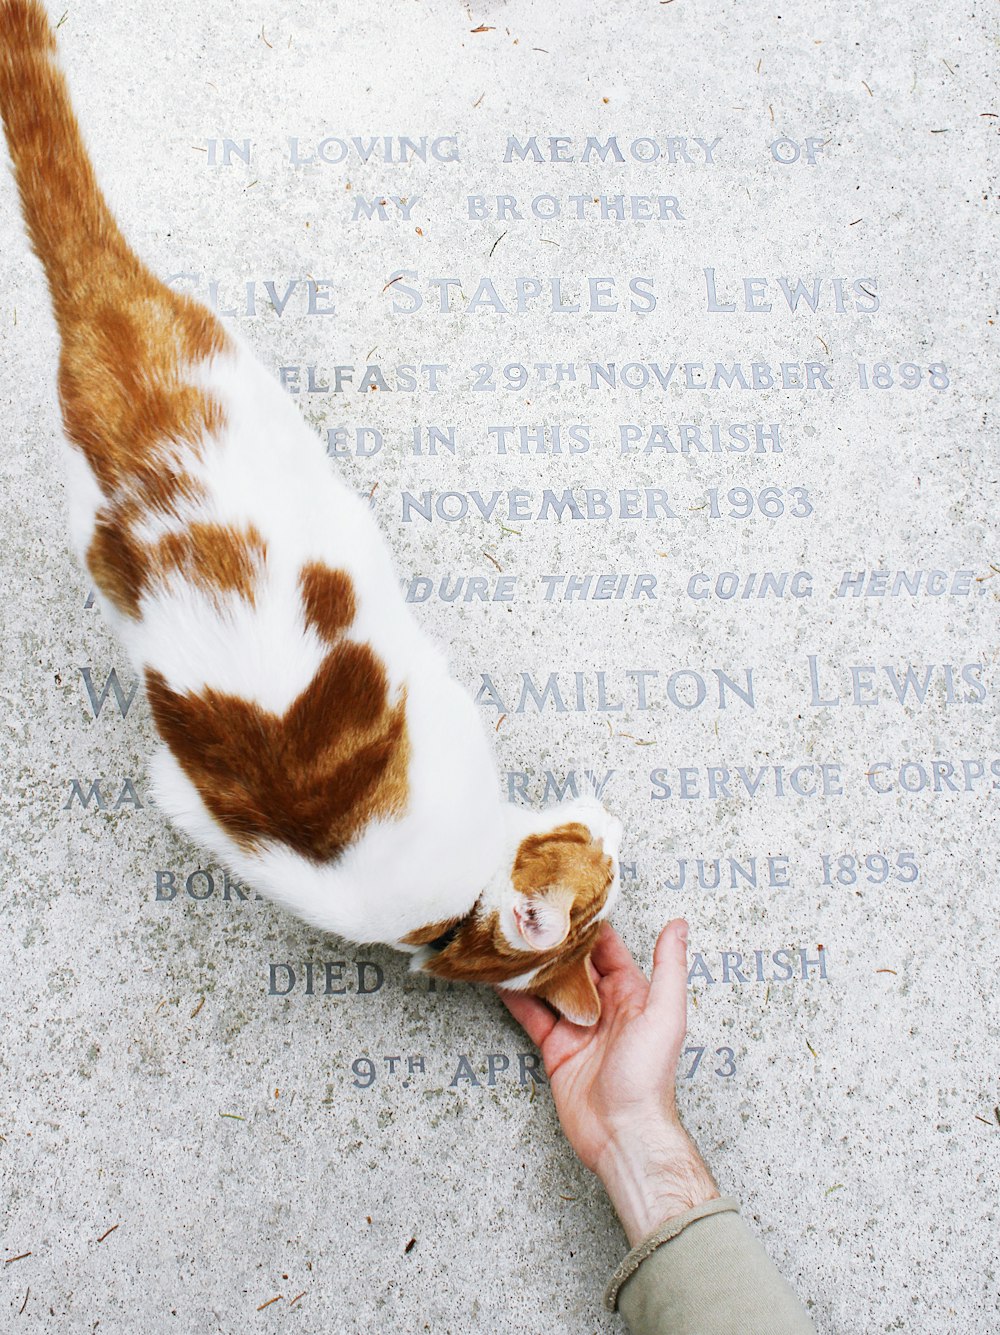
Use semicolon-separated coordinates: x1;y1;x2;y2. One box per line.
603;1195;740;1311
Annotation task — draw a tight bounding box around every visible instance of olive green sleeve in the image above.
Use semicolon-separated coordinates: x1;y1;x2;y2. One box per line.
604;1197;816;1334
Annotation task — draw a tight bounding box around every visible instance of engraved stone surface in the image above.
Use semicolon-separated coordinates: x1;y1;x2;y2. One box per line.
0;1;997;1330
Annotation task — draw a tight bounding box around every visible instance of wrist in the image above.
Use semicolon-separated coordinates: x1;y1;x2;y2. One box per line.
595;1124;720;1248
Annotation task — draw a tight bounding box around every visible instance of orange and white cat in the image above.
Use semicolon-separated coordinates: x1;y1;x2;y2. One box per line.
0;0;621;1023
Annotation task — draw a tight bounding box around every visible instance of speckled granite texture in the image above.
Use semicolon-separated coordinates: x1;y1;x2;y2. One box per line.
1;1;997;1331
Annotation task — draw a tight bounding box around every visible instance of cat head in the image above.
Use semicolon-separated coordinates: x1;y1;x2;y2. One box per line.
409;799;623;1026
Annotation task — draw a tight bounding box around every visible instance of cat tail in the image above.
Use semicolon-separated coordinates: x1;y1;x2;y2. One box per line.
0;1;233;617
0;0;229;490
0;0;126;316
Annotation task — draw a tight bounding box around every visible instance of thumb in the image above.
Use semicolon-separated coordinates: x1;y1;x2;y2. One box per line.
646;918;689;1045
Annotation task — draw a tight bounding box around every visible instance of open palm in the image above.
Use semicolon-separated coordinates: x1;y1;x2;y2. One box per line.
499;919;719;1244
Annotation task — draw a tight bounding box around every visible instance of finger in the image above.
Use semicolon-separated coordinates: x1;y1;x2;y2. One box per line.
497;986;560;1048
646;919;689;1036
589;922;648;988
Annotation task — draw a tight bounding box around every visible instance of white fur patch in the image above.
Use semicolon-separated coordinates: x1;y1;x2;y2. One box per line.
495;963;544;992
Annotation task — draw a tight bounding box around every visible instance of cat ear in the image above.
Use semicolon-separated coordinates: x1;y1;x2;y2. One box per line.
513;892;572;952
537;957;601;1027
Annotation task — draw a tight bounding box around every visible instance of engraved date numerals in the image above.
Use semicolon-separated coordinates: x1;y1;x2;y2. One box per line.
681;1046;737;1079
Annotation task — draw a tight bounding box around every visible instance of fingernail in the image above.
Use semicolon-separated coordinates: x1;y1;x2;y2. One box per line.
677;920;688;945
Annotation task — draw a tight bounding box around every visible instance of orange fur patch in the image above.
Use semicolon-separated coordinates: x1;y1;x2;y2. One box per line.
511;822;613;917
300;563;357;642
151;522;267;608
145;582;410;861
86;498;152;618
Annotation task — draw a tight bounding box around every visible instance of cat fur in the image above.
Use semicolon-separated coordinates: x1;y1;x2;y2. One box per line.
0;0;622;1024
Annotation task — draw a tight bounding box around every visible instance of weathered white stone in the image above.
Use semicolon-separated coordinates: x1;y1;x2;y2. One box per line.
0;1;996;1330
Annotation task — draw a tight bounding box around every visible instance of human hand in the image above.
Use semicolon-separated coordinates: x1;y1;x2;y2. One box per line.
498;919;720;1246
